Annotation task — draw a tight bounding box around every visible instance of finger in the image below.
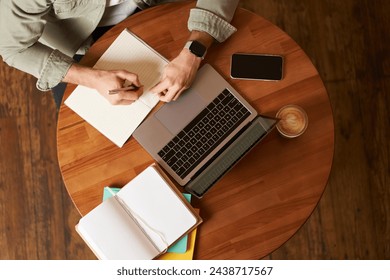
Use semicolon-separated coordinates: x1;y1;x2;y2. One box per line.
172;88;186;101
115;90;140;101
107;96;135;106
159;85;181;102
150;79;170;95
116;99;136;105
131;85;144;96
154;89;167;99
115;70;142;87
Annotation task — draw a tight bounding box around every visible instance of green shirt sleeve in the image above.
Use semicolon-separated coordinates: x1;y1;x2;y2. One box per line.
0;0;104;91
188;0;240;42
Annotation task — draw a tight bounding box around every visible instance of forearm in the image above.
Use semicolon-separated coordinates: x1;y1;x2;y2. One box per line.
62;63;98;89
63;63;143;105
187;30;215;50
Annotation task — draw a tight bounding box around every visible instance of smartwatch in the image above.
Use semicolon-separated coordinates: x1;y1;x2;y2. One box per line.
184;40;207;59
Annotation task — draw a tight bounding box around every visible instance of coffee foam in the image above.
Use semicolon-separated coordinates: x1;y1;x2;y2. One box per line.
276;105;308;138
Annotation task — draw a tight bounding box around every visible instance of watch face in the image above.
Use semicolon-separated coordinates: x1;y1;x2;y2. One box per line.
190;41;206;57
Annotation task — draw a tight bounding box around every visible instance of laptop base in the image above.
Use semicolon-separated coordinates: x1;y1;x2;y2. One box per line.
184;116;278;198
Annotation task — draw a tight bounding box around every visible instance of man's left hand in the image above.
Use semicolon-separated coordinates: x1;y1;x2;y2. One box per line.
151;48;201;102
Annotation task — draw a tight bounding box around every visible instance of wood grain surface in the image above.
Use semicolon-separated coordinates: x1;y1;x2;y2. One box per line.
57;2;333;260
0;0;388;259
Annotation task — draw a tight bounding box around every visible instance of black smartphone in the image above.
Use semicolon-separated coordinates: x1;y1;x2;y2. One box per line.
230;53;284;81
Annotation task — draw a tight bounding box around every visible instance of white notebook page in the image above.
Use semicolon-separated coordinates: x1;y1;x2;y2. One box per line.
65;29;168;147
76;166;197;260
76;197;160;260
117;166;198;252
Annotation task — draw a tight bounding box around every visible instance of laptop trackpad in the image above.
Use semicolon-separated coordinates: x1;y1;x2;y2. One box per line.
155;91;207;135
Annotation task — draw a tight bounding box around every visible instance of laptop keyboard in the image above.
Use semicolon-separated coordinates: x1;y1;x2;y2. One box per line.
157;88;251;179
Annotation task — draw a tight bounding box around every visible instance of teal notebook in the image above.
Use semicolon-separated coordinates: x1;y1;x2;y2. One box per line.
103;187;191;253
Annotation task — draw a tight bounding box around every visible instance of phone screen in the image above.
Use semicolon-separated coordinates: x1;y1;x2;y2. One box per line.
231;53;283;81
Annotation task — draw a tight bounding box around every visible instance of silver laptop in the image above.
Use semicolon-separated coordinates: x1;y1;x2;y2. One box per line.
133;64;277;197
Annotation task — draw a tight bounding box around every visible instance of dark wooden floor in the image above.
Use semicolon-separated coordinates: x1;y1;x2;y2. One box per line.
0;0;388;259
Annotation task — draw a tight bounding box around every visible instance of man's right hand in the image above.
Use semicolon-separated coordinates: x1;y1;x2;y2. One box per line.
63;63;143;105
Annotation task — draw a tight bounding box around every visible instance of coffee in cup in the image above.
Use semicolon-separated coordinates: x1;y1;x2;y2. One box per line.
276;105;308;138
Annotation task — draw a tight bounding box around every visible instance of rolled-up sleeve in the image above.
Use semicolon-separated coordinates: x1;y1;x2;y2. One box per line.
35;49;74;91
0;1;74;91
188;0;240;42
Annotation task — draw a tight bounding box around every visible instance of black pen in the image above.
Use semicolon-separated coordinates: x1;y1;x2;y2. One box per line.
108;85;140;95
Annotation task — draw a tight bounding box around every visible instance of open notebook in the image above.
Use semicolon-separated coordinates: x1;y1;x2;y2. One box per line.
102;188;191;254
103;188;199;259
75;164;202;260
65;29;168;147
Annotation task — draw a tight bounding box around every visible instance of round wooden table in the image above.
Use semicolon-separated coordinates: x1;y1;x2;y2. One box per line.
57;2;334;260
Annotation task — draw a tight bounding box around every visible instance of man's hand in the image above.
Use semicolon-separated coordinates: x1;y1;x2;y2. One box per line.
91;69;143;105
151;30;214;102
63;64;143;105
150;48;201;102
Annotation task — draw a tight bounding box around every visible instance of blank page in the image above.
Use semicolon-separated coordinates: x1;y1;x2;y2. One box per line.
65;29;168;147
117;166;198;252
76;197;160;260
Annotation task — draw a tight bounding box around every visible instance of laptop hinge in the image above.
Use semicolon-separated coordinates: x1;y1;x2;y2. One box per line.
184;116;277;198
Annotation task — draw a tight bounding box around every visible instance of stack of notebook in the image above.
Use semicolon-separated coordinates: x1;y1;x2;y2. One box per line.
76;165;201;260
